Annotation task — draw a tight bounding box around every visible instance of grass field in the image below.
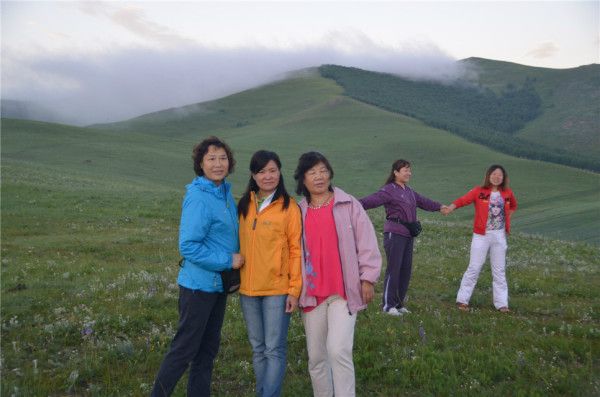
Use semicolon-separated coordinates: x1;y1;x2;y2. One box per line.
1;169;598;395
1;71;599;395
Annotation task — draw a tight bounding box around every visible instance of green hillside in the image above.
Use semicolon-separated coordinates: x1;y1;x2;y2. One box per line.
1;118;190;192
319;63;600;171
82;71;600;244
91;72;341;136
462;58;600;162
2;72;599;395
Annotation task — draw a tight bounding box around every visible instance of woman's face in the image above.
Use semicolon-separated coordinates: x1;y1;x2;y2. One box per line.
303;162;331;196
252;160;280;196
393;166;412;185
489;168;504;187
201;145;229;185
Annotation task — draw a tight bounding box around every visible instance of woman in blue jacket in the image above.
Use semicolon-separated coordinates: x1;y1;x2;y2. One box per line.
152;136;244;397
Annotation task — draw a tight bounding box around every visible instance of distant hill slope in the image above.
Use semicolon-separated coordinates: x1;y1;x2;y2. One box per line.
90;71;338;136
5;72;599;244
462;58;600;162
319;63;599;171
1;99;65;124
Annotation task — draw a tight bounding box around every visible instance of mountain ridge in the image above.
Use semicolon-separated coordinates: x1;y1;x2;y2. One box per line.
3;71;599;244
89;59;599;171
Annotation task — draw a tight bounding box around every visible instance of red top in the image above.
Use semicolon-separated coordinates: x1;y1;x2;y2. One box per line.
302;198;346;312
453;186;518;235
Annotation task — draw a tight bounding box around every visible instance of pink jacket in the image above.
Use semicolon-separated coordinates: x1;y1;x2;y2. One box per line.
298;187;382;314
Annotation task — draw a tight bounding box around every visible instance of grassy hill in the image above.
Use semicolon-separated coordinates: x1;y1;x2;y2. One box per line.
462;57;600;161
2;71;599;395
319;63;600;171
85;71;599;244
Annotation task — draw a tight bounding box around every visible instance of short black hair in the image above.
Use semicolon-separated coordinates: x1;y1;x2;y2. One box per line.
293;151;334;200
192;136;235;177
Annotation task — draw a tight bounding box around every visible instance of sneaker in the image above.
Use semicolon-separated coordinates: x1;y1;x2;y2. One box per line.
384;307;403;316
456;302;469;312
398;307;410;314
498;307;510;313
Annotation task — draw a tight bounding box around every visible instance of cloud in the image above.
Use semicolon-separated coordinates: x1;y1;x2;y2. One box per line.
2;32;465;125
77;3;193;47
526;42;559;59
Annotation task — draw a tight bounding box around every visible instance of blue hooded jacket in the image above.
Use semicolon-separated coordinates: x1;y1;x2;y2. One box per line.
177;176;239;292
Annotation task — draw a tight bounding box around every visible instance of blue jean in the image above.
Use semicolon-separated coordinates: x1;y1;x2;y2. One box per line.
240;294;291;397
151;286;227;397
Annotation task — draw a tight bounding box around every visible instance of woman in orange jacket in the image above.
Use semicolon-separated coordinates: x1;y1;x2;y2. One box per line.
443;164;517;312
237;150;302;397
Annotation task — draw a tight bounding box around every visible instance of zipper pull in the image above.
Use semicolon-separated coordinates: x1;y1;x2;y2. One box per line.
252;218;257;230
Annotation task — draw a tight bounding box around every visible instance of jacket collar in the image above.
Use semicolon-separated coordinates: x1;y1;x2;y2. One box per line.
332;186;352;203
250;190;280;208
480;186;507;194
192;176;231;197
390;182;410;191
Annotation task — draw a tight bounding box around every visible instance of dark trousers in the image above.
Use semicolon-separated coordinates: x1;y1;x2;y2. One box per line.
382;232;414;310
151;286;227;397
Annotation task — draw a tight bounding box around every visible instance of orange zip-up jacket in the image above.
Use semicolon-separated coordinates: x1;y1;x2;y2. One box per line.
238;192;302;297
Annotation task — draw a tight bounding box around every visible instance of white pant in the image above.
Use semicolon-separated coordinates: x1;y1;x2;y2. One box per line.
302;295;357;397
456;230;509;309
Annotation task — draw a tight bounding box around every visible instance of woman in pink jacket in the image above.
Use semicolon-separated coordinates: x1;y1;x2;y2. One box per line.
293;151;382;397
443;164;517;312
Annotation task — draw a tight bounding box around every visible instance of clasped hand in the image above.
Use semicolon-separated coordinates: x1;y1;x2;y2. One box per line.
232;253;245;269
440;204;455;216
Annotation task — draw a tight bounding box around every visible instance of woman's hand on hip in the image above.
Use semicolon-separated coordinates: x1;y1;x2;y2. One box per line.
361;280;374;304
285;295;298;313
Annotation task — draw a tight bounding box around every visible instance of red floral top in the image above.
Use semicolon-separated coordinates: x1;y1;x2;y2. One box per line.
302;199;346;312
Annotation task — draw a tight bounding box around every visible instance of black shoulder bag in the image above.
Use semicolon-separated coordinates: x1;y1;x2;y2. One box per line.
386;217;422;237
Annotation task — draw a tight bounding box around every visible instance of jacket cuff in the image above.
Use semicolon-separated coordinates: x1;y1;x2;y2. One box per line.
288;286;302;298
360;275;378;284
224;253;234;270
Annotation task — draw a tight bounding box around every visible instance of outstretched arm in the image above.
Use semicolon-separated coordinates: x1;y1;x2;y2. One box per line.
359;188;391;210
414;191;442;212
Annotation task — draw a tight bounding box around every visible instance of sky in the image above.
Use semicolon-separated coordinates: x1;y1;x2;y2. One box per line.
2;1;598;125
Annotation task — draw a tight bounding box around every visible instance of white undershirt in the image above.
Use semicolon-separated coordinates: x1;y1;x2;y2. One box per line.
258;191;276;212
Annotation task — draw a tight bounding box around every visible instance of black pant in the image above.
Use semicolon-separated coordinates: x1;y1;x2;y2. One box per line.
151;286;227;397
382;232;414;310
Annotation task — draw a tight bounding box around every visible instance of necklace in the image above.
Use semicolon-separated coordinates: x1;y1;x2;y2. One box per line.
308;192;333;209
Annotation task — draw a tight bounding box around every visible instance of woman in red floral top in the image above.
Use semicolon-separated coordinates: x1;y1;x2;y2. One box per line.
294;151;381;397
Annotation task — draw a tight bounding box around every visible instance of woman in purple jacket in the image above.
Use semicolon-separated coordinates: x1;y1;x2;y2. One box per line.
294;151;382;397
360;159;444;316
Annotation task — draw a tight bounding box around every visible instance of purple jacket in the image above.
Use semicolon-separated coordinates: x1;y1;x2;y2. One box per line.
298;187;382;314
360;183;441;237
